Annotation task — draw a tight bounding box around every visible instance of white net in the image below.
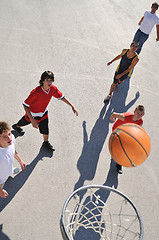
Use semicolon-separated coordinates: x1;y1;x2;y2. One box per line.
61;186;143;240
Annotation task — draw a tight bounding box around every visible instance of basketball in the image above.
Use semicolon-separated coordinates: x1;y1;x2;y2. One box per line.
109;123;151;167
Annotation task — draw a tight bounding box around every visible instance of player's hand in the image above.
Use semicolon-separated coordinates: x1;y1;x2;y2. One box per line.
72;106;78;116
20;160;26;170
156;37;159;41
115;74;122;79
0;189;8;198
110;116;115;122
31;119;39;128
107;61;112;66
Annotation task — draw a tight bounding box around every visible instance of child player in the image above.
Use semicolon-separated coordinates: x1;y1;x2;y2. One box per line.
12;71;78;152
110;105;145;174
104;42;139;103
0;121;26;198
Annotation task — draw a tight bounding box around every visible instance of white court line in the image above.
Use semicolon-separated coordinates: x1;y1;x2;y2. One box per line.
0;43;22;47
0;26;113;54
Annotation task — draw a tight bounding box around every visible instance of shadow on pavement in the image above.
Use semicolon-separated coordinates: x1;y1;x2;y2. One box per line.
0;224;11;240
74;76;140;191
0;147;53;212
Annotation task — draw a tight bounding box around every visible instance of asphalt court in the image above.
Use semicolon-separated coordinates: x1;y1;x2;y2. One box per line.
0;0;159;239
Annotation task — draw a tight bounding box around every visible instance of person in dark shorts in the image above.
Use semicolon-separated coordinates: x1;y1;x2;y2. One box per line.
12;71;78;152
104;42;139;103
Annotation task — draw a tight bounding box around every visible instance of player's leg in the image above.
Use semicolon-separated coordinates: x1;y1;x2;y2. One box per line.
12;116;30;134
133;29;141;42
104;73;119;103
133;30;149;54
39;117;55;152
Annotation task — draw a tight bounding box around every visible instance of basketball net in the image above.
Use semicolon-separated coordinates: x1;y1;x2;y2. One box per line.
61;185;143;240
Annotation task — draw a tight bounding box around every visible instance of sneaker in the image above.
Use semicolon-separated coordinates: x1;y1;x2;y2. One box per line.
104;94;112;103
116;163;123;174
13;167;20;174
42;141;55;152
12;124;25;134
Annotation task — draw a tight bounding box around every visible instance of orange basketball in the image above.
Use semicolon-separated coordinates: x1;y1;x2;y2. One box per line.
109;123;151;167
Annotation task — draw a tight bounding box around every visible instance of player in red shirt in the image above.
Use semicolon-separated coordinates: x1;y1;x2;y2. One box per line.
12;71;78;152
110;105;145;174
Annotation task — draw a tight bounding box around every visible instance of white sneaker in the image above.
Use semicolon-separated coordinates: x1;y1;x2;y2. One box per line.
104;94;112;103
13;167;20;174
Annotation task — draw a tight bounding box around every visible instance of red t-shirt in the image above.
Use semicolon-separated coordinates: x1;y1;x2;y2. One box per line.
23;85;64;117
112;112;143;131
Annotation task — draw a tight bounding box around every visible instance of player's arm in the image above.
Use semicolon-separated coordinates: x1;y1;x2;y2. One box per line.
116;56;139;79
14;151;26;170
156;25;159;41
138;16;144;25
107;49;126;66
61;97;78;116
110;112;125;122
23;105;39;129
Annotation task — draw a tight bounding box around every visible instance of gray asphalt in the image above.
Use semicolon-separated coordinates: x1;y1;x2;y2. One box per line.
0;0;159;239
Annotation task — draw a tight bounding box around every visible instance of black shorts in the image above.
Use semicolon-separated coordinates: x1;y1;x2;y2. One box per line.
113;71;128;84
17;113;49;135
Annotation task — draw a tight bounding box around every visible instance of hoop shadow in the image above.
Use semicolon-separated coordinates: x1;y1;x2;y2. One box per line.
0;224;11;240
0;147;53;212
74;76;140;193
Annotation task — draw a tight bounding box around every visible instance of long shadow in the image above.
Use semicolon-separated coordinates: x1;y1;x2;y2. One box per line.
0;147;53;212
0;224;11;240
74;76;140;192
109;76;140;113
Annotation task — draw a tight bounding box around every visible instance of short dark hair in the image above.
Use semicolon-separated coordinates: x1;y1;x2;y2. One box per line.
152;2;159;9
0;122;11;135
39;71;54;86
131;41;139;47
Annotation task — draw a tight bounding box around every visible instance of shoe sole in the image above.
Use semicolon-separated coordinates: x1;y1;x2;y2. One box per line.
12;125;25;134
13;167;20;174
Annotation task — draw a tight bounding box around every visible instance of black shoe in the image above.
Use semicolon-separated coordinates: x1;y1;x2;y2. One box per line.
104;94;112;103
12;124;25;134
42;141;55;152
116;163;123;174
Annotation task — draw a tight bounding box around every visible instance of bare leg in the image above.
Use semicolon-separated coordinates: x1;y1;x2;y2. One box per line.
43;134;49;142
104;83;117;103
109;83;117;95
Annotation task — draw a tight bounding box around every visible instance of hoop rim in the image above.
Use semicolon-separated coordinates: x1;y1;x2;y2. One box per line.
60;185;144;240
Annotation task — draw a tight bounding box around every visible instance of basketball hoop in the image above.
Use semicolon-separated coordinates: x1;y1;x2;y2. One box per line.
60;185;143;240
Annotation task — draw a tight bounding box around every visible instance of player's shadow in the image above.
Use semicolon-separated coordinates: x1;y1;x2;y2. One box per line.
74;76;140;192
0;224;11;240
108;76;140;113
0;147;53;212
